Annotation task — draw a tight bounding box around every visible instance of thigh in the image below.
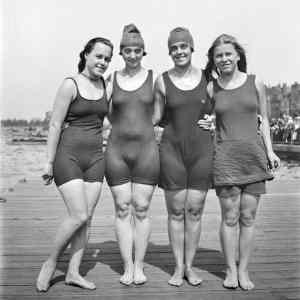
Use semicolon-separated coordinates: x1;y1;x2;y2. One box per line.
159;140;187;190
83;181;103;217
185;189;208;211
110;182;132;212
83;157;105;184
53;150;83;187
58;179;88;217
216;186;241;215
165;189;187;215
132;183;155;208
240;192;260;213
188;153;213;190
242;181;266;197
105;145;131;186
132;141;160;185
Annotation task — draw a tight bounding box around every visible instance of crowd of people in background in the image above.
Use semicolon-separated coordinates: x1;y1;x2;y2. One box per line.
270;114;300;144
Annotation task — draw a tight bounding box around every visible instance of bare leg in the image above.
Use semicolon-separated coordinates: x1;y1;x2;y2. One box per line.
238;193;259;291
65;181;102;290
36;179;89;292
132;183;155;284
219;193;240;289
111;183;134;285
165;189;186;286
184;189;207;286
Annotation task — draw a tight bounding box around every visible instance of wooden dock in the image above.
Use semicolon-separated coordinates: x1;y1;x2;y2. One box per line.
1;178;300;300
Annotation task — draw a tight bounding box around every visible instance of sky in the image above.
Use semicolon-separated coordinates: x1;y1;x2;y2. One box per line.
1;0;300;119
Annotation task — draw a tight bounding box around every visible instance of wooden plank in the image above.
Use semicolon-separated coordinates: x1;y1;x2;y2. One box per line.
0;178;299;299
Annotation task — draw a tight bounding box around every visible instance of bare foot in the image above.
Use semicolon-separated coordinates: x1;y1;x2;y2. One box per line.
184;268;203;286
65;273;96;290
223;268;238;289
133;263;147;285
36;260;56;292
168;267;184;287
120;264;134;286
238;270;254;291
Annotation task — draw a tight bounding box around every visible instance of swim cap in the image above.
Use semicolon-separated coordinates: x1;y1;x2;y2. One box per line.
119;23;146;54
168;27;194;53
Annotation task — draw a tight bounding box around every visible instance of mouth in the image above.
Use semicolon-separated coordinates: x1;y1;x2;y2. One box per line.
175;55;187;60
95;66;105;73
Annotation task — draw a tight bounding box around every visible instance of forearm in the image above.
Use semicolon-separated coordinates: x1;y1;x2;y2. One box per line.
46;122;62;164
261;118;274;155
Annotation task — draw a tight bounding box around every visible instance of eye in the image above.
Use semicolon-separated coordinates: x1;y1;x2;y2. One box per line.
180;44;188;50
123;48;132;54
134;48;143;55
170;46;178;53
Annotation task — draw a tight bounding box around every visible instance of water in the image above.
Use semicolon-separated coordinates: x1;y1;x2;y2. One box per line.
1;127;299;196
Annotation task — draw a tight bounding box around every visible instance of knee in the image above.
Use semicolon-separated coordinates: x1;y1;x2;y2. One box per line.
73;212;89;226
186;205;203;222
240;210;256;227
169;208;185;222
134;203;150;221
115;202;131;219
223;210;240;227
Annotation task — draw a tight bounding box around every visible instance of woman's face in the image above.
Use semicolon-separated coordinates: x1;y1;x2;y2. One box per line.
213;43;240;75
121;46;144;68
169;42;192;68
85;42;112;77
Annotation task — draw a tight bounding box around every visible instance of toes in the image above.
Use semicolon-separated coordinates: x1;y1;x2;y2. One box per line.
65;278;96;290
36;281;49;292
120;275;133;286
168;277;183;287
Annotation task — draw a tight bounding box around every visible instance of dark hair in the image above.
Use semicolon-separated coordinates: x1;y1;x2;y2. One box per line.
78;37;114;73
204;34;247;81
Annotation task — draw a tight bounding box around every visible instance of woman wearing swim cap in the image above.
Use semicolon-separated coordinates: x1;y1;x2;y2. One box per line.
105;24;159;286
153;27;214;287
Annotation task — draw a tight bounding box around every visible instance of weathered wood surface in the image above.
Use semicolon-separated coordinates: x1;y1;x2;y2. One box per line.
0;178;299;300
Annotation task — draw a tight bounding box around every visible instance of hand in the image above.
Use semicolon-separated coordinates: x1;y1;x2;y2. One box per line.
267;151;281;170
197;114;215;132
42;162;54;185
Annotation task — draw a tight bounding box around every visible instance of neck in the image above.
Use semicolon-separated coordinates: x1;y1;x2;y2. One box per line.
219;69;241;84
81;71;101;82
124;65;142;77
173;64;193;77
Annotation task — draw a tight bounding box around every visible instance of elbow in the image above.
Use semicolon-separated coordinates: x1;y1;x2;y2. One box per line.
49;120;63;132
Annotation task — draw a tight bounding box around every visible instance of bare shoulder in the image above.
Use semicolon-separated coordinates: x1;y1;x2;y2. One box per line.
58;77;77;97
254;75;265;91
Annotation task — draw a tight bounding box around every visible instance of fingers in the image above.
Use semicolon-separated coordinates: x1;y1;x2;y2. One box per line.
42;174;53;185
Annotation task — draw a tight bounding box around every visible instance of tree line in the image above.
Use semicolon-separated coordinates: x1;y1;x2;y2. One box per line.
1;82;300;127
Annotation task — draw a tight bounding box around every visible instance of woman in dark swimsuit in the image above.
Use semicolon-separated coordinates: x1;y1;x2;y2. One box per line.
200;34;280;290
154;27;214;287
36;37;113;292
105;24;159;285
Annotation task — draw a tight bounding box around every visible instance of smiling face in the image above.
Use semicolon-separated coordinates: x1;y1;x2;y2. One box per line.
121;46;144;68
84;42;112;77
169;42;193;68
213;43;240;75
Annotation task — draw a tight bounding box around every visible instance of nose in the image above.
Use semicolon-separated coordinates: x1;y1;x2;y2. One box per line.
129;51;136;59
220;54;227;62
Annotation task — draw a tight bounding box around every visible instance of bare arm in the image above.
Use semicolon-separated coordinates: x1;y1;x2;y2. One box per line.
152;74;166;126
105;73;114;121
43;79;75;183
255;77;280;169
197;81;215;131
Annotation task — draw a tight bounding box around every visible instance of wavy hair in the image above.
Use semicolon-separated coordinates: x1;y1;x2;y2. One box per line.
78;37;114;73
204;34;247;81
